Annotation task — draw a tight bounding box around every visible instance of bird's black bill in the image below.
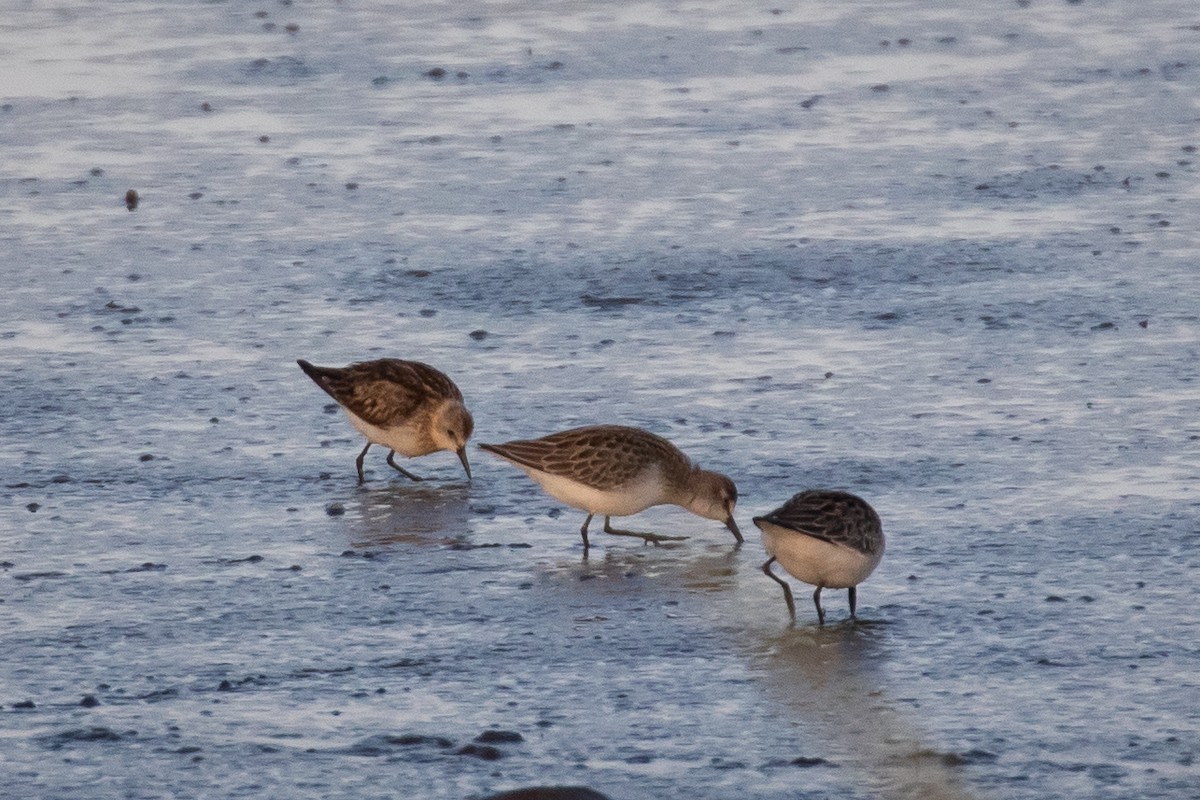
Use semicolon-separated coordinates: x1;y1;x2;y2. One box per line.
457;447;472;481
725;515;743;543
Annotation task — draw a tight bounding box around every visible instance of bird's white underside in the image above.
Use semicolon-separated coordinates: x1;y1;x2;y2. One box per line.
345;410;427;457
758;521;882;588
515;463;668;517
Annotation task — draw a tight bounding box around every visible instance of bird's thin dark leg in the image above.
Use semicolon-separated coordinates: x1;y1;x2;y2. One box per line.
813;586;826;626
580;513;593;553
386;450;424;481
602;516;688;546
356;442;371;484
762;557;796;620
848;586;858;619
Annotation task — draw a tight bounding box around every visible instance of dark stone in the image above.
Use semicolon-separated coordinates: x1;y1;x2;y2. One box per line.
386;734;453;748
475;729;524;744
457;743;503;760
80;695;100;708
482;789;611;800
39;727;125;749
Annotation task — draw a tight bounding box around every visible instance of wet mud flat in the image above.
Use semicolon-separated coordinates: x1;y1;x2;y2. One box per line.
3;1;1200;799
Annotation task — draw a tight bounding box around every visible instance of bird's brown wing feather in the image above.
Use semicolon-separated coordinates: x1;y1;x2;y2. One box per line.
481;425;682;491
758;490;882;555
300;358;462;427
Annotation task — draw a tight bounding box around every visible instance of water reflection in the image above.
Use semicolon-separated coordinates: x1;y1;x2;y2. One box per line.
347;482;472;548
557;541;743;588
753;624;978;800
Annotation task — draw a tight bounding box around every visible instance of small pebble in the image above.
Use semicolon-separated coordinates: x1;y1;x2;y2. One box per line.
482;789;610;800
457;743;503;760
125;189;139;211
80;695;100;708
326;502;346;517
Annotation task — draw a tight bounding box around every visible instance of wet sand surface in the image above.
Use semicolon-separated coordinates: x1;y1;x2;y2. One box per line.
2;2;1199;798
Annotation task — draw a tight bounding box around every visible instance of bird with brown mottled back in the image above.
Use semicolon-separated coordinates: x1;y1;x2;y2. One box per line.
298;358;473;484
480;424;741;553
754;490;885;624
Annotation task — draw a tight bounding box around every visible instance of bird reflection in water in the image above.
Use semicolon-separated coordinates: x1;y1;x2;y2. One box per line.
348;483;472;548
758;625;978;800
546;542;743;604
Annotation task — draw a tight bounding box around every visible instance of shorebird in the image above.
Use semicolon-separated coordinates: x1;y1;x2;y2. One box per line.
753;490;884;624
479;424;741;552
297;358;473;484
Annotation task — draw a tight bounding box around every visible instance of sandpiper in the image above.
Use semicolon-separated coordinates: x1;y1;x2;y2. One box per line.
753;490;884;624
297;358;473;484
479;424;741;552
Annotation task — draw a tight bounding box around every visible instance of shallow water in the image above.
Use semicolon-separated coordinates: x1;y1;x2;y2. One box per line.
2;2;1199;799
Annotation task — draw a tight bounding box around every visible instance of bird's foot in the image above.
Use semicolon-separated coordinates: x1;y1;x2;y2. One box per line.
602;525;688;547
